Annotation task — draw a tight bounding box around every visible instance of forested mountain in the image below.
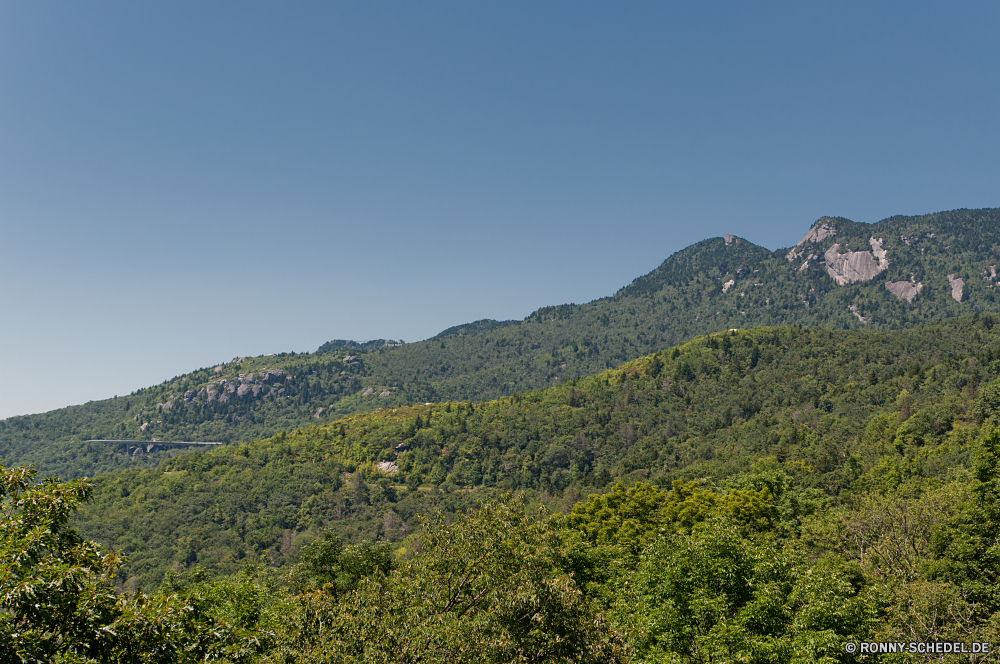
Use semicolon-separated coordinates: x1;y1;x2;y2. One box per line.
6;312;990;661
4;207;1000;479
72;315;1000;589
9;317;1000;661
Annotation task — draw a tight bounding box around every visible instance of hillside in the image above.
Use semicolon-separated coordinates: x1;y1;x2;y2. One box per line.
73;314;1000;589
4;207;1000;479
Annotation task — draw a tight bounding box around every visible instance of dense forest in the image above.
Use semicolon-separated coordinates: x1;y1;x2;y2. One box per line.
6;208;1000;661
67;315;1000;588
4;208;1000;482
6;314;1000;661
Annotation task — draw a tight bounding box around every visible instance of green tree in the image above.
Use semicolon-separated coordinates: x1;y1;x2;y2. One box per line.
620;521;875;663
271;497;627;663
0;462;122;662
288;531;395;597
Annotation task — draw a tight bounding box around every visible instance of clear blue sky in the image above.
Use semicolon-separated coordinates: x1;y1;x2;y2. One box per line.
2;2;998;418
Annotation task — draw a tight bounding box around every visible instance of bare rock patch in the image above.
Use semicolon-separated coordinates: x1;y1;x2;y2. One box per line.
824;237;889;285
796;220;837;246
948;274;965;302
885;280;923;303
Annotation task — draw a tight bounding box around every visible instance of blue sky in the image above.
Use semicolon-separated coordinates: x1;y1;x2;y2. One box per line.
2;1;998;418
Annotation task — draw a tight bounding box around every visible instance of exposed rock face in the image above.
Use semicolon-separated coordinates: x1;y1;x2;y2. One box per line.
314;407;324;418
725;233;737;246
787;221;836;261
885;280;923;302
375;460;399;474
722;279;735;293
948;274;965;302
869;237;887;265
849;305;866;323
379;390;392;397
797;220;837;246
824;238;889;285
362;387;375;396
261;369;285;384
182;367;290;408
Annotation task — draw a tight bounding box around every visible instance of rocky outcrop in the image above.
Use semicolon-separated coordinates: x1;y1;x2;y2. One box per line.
725;233;737;246
885;280;923;303
314;407;324;418
797;220;836;246
824;238;889;285
722;279;735;293
375;460;399;474
849;305;866;323
787;221;836;261
191;368;289;407
379;390;392;397
362;388;375;396
870;237;887;265
261;369;285;384
948;274;965;302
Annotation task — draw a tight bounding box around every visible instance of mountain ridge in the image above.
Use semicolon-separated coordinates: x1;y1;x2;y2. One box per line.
72;314;1000;588
4;207;999;479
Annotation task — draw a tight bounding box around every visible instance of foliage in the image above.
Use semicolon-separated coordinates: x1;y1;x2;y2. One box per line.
621;527;876;663
266;497;627;664
287;534;395;597
559;480;774;553
6;209;1000;481
0;463;122;663
63;315;1000;590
